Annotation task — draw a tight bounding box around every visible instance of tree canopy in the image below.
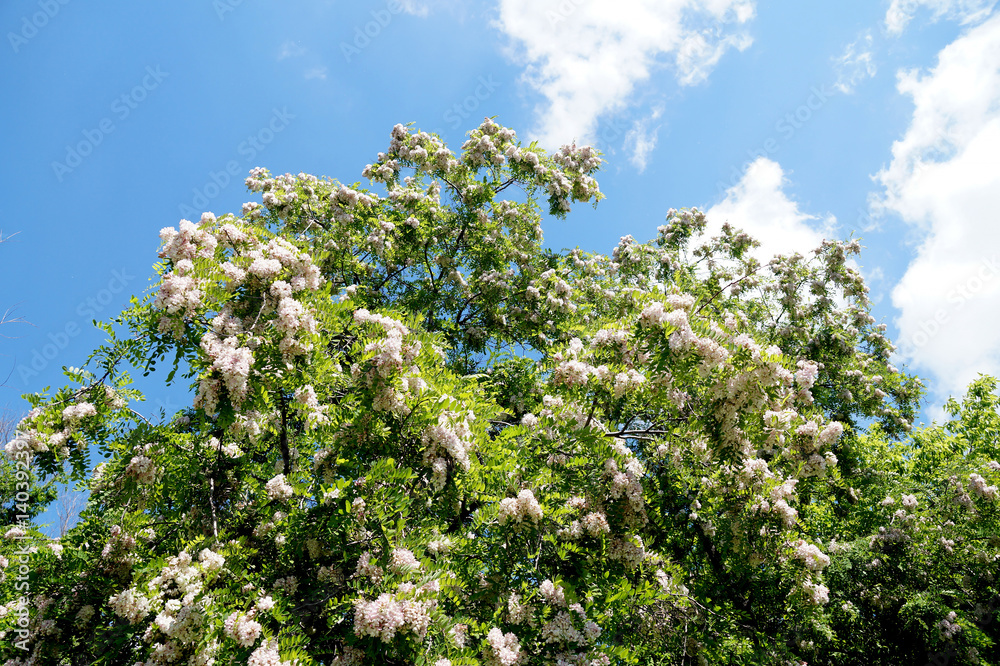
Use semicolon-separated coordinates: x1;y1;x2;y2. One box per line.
1;119;996;666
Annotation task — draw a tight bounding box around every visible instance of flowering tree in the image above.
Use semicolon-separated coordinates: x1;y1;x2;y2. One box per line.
1;118;994;666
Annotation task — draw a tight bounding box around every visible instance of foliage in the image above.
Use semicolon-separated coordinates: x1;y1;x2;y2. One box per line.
0;119;994;666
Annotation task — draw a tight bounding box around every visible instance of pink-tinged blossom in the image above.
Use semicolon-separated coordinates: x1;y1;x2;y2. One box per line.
773;499;798;528
200;332;254;408
613;370;645;398
795;360;820;389
224;611;263;647
248;639;293;666
818;421;844;445
293;384;329;429
4;526;27;540
498;489;543;525
125;455;157;484
581;511;610;537
353;594;406;642
159;218;219;262
484;627;523;666
539;579;566;606
390;548;421;574
792;539;831;571
801;580;829;605
422;410;474;472
969;473;999;499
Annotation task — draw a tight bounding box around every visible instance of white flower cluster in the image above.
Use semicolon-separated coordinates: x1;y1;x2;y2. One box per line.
148;551;206;606
109;587;151;624
198;548;225;572
607;536;647;570
498;489;543;525
791;540;831;571
205;436;242;458
969;473;998;500
196;332;253;414
248;639;293;666
801;579;829;605
355;551;383;582
422;409;476;474
613;369;646;398
483;627;523;666
126;453;158;484
639;299;697;351
62;401;98;427
539;579;566;606
159;216;219;263
353;591;433;642
390;548;421;574
603;445;646;524
265;474;294;501
292;384;329;429
937;611;962;640
224;610;263;647
4;526;27;541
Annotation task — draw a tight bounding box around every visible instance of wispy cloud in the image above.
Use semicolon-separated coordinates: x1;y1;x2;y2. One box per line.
833;30;877;94
494;0;755;149
623;107;663;172
885;0;996;35
278;40;306;60
304;66;328;80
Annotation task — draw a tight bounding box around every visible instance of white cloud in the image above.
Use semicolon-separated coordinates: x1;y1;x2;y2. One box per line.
399;0;430;16
876;13;1000;400
705;157;833;262
278;41;306;60
885;0;996;35
833;30;877;94
624;108;663;172
495;0;755;148
304;66;328;80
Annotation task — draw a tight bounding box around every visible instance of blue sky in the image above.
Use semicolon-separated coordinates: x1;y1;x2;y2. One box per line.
3;0;1000;444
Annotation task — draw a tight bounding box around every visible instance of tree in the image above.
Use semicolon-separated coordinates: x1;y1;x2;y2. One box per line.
2;118;993;666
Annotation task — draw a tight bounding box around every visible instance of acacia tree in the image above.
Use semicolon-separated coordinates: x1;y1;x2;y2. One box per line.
2;118;994;666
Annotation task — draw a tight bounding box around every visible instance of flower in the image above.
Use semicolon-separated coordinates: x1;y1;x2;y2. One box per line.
265;474;294;501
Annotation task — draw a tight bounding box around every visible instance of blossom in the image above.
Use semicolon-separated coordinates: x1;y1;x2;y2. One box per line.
62;402;97;426
109;588;151;624
792;540;830;571
224;611;263;646
801;579;829;605
483;627;523;666
265;473;294;501
198;548;225;571
498;489;543;525
390;548;421;574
